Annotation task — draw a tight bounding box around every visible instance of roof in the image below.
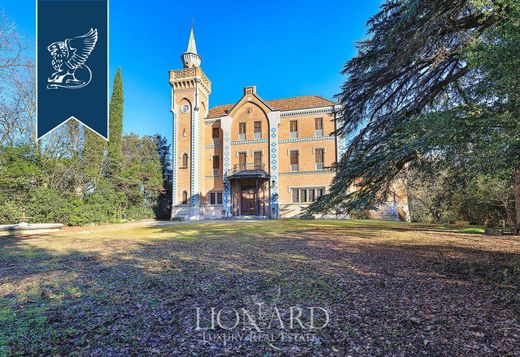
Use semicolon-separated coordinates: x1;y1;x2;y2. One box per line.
228;170;271;181
186;27;198;54
207;95;335;119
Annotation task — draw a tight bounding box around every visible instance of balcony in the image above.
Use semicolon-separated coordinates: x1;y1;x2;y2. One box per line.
233;163;265;173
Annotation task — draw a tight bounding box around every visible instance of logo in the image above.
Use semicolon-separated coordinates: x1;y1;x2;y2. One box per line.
47;28;98;90
37;0;109;139
194;287;331;350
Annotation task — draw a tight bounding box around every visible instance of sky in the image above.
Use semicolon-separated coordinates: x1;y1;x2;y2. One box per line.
1;0;380;138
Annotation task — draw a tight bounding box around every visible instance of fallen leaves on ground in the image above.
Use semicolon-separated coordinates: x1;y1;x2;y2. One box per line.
0;220;519;355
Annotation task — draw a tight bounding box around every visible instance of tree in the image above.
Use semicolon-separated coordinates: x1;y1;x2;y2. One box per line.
309;0;520;227
0;12;35;146
107;68;124;177
118;134;163;218
82;127;106;189
154;134;172;219
0;15;167;225
154;134;172;187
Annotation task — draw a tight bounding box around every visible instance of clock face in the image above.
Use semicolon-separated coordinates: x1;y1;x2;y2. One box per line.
181;104;190;113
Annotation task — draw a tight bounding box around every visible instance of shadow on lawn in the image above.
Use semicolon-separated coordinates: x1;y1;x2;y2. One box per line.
1;223;520;355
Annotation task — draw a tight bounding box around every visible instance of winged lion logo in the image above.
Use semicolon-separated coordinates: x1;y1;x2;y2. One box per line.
47;28;98;90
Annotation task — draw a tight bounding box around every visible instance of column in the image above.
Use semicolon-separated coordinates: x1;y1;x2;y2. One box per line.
170;85;178;218
221;116;232;217
267;112;281;219
190;95;201;219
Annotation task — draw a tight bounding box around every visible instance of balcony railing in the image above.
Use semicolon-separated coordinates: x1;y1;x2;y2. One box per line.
232;163;265;174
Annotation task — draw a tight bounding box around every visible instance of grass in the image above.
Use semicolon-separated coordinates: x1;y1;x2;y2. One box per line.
460;227;486;234
1;219;520;355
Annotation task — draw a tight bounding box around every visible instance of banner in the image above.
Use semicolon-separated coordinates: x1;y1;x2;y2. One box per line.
37;0;109;140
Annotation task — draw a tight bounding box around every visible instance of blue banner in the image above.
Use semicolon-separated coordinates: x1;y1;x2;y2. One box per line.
37;0;109;140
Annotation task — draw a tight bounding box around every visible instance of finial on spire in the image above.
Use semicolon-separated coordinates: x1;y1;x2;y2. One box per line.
181;25;201;68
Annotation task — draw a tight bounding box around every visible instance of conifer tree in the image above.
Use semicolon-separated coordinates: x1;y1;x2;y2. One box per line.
309;0;520;228
107;68;124;177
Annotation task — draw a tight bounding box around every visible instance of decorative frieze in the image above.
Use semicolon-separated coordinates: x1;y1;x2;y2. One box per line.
279;136;335;144
280;106;336;118
231;138;268;145
267;111;281;219
279;169;335;176
220;116;232;216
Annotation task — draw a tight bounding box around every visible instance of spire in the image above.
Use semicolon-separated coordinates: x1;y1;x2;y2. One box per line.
181;26;201;68
186;26;198;54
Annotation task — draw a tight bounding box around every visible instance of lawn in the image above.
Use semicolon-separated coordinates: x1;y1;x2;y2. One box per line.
1;220;520;355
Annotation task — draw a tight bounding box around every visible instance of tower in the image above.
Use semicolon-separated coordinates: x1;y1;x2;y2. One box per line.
169;27;211;220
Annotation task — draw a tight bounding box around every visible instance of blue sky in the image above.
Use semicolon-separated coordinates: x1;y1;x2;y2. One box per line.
1;0;380;138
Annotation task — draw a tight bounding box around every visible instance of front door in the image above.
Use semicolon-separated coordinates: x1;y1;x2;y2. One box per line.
240;186;256;215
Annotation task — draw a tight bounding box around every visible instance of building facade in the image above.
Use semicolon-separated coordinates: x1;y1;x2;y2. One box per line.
170;29;408;220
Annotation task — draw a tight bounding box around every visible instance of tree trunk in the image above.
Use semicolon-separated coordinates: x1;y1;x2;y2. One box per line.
515;168;520;231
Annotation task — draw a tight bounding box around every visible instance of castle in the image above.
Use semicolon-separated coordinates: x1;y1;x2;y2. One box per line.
169;29;408;220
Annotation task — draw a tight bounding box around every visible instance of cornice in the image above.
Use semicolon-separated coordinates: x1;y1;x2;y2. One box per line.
280;106;336;117
279;136;335;144
204;104;343;122
279;169;335;176
231;138;269;145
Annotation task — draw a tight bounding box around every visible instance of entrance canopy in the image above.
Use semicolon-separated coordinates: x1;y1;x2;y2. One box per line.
228;163;270;181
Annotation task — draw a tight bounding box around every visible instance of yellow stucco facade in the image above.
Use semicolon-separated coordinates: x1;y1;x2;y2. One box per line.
169;29;408;220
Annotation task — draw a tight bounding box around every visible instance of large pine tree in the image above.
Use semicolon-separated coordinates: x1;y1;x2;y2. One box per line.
309;0;520;227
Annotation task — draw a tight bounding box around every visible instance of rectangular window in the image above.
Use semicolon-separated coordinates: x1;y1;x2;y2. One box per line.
290;120;298;139
213;155;220;169
239;152;247;170
239;122;246;141
213;155;220;176
290;120;298;132
212;127;220;140
210;192;223;205
292;189;300;203
315;148;324;170
300;189;308;203
254;151;262;169
290;150;299;172
315;118;323;130
291;187;325;203
309;189;316;202
254;121;262;139
315;118;323;136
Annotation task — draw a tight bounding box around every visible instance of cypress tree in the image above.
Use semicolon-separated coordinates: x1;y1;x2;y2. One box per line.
107;68;124;177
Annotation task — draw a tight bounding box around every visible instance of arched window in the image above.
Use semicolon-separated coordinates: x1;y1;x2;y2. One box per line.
181;153;189;168
181;191;188;205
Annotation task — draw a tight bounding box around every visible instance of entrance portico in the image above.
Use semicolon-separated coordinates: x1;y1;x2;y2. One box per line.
228;163;270;217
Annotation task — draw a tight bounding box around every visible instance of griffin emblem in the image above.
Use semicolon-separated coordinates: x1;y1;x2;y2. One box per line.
47;28;98;90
